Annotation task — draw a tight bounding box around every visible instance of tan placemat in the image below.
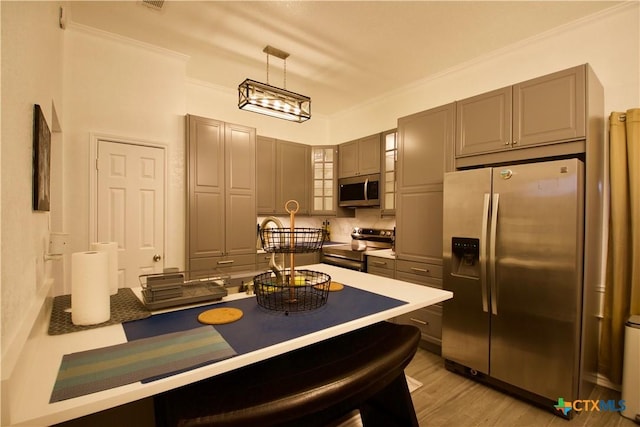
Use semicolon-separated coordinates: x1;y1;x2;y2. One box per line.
198;307;244;325
314;281;344;292
327;281;345;291
48;288;151;335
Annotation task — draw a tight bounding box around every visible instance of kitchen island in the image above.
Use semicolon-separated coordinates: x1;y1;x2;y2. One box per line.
4;264;452;427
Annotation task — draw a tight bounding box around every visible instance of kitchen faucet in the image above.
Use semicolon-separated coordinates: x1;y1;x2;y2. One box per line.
257;216;285;284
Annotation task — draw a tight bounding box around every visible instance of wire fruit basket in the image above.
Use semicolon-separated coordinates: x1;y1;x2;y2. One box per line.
253;269;331;313
254;200;329;313
259;228;325;253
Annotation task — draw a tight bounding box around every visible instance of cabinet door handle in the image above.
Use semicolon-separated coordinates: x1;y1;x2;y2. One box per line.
504;141;510;146
410;267;429;273
217;260;234;265
410;318;429;326
512;140;518;145
372;260;387;266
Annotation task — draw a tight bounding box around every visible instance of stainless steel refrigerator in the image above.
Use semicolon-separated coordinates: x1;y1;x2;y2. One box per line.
442;158;587;413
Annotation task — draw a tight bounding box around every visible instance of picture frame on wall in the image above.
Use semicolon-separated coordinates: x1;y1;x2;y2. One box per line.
33;104;51;211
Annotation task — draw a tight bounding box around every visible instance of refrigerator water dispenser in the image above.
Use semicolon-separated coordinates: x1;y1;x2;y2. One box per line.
451;237;480;278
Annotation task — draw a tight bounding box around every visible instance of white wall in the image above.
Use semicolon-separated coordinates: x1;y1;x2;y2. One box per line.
0;0;64;376
62;23;188;289
329;2;640;142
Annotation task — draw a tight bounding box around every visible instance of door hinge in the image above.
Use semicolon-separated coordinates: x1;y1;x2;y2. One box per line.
95;158;99;170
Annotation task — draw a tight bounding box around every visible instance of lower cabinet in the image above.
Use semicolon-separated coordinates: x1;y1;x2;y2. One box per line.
395;259;443;288
366;256;395;278
393;259;444;354
190;254;256;275
394;305;443;352
256;252;319;271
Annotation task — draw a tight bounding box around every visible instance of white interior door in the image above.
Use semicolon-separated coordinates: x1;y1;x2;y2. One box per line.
97;140;165;288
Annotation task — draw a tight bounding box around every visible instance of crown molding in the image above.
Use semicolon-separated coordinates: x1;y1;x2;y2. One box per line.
67;21;190;62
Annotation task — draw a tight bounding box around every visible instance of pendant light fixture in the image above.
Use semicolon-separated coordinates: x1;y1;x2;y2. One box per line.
238;45;311;123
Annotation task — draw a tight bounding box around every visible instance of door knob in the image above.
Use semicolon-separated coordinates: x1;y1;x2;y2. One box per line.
153;254;162;262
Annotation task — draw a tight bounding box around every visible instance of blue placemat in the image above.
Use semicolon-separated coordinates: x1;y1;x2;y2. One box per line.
123;285;407;355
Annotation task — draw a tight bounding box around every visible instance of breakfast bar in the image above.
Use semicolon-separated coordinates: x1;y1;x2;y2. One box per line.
5;264;452;426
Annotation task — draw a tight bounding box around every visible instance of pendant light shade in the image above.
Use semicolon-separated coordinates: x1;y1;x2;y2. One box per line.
238;79;311;123
238;46;311;123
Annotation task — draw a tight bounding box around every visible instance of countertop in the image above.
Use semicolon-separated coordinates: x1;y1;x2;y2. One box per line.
5;264;451;427
365;248;396;259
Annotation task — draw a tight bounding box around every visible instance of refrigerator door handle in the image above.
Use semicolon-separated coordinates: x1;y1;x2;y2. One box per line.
490;193;499;315
480;193;491;313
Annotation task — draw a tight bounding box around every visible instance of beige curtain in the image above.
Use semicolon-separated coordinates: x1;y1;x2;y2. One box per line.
600;108;640;384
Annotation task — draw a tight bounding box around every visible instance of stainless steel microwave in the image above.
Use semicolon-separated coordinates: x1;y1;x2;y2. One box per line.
338;174;380;207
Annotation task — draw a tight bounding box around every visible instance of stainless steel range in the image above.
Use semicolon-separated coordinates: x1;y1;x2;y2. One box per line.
321;227;394;272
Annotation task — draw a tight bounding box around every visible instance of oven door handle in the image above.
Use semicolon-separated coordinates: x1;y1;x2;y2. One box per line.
322;253;351;260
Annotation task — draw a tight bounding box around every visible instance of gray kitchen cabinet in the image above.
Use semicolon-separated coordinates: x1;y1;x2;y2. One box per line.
394;305;443;352
394;103;452;352
256;136;277;214
456;65;586;159
395;260;442;288
455;86;512;157
396;190;443;264
338;133;381;178
381;129;397;215
395;259;444;352
367;256;395;279
395;103;454;264
277;140;310;215
256;252;319;271
186;115;257;274
257;137;310;215
311;146;336;215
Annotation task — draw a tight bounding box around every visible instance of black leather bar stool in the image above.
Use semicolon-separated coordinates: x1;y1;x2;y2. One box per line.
154;321;421;427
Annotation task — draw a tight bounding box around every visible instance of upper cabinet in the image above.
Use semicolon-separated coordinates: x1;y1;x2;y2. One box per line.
311;146;337;215
397;103;455;191
381;129;397;215
257;136;310;215
277;140;310;214
338;133;381;178
257;136;277;214
455;86;512;157
456;65;586;160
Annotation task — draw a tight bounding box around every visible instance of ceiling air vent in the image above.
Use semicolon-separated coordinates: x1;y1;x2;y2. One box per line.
140;0;164;11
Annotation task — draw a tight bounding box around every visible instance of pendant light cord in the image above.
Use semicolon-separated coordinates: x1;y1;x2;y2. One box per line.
265;51;287;89
266;52;270;85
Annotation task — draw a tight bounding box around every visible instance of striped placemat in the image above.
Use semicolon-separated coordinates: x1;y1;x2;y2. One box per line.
50;326;236;402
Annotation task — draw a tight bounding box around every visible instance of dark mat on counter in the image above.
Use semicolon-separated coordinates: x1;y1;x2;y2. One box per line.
123;285;407;356
50;325;236;402
48;288;151;335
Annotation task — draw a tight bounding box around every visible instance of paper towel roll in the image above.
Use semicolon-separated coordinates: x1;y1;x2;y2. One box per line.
90;242;118;295
72;251;111;325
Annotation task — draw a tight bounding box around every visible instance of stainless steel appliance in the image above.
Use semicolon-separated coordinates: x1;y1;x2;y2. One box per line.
338;174;380;207
321;227;393;271
442;158;591;416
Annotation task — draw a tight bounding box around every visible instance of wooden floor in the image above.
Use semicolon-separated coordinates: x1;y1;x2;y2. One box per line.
408;348;638;426
338;348;637;427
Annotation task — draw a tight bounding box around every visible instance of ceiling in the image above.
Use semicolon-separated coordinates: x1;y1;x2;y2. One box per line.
67;1;620;116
